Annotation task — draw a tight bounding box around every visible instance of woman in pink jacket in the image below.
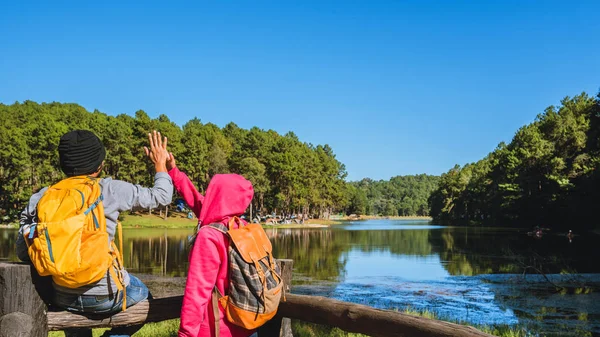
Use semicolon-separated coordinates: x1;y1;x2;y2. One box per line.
167;155;256;337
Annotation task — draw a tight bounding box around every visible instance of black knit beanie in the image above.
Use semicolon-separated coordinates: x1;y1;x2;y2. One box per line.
58;130;106;176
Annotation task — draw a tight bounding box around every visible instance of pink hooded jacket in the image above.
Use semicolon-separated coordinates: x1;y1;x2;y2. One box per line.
169;167;254;337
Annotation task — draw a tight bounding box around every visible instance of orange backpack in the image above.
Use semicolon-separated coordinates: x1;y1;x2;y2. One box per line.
25;176;126;309
208;217;283;333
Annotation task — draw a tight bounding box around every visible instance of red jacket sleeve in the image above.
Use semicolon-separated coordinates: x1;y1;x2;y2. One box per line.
168;167;204;217
178;229;221;337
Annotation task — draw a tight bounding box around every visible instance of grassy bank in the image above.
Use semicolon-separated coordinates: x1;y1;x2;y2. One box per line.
291;308;533;337
120;213;197;229
291;321;529;337
357;215;432;221
118;213;434;229
4;212;432;229
120;213;347;229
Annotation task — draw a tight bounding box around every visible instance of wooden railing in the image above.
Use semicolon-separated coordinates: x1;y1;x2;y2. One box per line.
0;261;494;337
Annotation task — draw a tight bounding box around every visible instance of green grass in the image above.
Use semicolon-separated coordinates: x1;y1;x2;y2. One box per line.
402;307;438;319
291;321;368;337
48;319;180;337
120;213;345;229
401;307;529;337
290;308;532;337
359;215;433;221
120;213;197;229
46;313;569;337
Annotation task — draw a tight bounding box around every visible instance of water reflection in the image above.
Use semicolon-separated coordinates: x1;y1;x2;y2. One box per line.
343;250;449;283
122;228;193;277
337;220;442;231
0;228;195;276
268;228;347;281
2;221;599;280
0;229;18;261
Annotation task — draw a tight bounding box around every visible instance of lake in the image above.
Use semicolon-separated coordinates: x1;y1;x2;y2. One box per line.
2;219;599;336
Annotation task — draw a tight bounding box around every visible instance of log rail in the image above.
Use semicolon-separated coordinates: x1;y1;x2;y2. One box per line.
0;261;493;337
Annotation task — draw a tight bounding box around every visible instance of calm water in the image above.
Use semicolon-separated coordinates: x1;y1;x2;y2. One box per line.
2;220;599;336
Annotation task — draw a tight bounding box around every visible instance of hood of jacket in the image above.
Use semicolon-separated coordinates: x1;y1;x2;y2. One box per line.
198;174;253;227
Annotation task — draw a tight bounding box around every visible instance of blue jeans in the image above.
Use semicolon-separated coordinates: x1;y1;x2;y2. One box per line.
54;275;149;337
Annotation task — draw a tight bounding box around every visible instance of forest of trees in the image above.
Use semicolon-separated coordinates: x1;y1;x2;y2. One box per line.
0;101;441;222
348;175;440;216
6;92;596;228
429;92;600;231
0;101;349;221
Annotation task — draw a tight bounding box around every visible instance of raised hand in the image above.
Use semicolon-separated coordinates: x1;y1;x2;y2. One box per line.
166;152;177;171
144;130;169;173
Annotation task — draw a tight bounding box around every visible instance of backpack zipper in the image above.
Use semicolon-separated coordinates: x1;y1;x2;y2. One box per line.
44;229;55;263
75;189;85;210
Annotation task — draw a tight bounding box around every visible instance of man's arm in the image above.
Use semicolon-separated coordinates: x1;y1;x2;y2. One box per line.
104;130;174;212
106;173;174;212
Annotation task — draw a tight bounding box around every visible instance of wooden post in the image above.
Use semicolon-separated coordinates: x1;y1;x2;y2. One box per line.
259;259;293;337
0;263;50;337
279;259;293;337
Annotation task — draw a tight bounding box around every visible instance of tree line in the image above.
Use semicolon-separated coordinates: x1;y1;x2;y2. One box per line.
429;92;600;231
347;175;440;216
0;101;442;222
0;101;349;220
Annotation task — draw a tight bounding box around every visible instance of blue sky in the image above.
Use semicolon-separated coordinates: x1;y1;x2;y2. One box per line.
1;1;599;180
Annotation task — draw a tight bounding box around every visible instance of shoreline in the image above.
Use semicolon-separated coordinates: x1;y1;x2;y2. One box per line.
1;214;434;230
117;214;435;229
354;215;432;221
262;223;330;229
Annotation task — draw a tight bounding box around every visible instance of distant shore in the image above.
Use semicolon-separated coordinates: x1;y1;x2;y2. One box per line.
118;214;434;229
0;214;433;230
356;215;432;221
120;214;343;229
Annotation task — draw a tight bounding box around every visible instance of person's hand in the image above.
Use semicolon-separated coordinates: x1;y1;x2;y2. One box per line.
144;130;169;173
166;152;177;171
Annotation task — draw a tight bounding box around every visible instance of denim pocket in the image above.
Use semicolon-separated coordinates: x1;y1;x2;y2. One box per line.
79;294;118;313
123;275;149;307
53;292;83;312
54;291;122;314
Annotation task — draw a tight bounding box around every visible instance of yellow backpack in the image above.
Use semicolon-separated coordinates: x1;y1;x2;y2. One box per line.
25;176;126;309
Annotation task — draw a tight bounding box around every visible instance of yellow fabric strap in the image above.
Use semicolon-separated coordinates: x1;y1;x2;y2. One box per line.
117;221;126;312
212;287;220;337
254;260;268;304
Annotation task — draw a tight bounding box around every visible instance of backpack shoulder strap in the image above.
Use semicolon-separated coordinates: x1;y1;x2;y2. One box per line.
205;223;228;336
211;287;220;337
206;223;229;234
